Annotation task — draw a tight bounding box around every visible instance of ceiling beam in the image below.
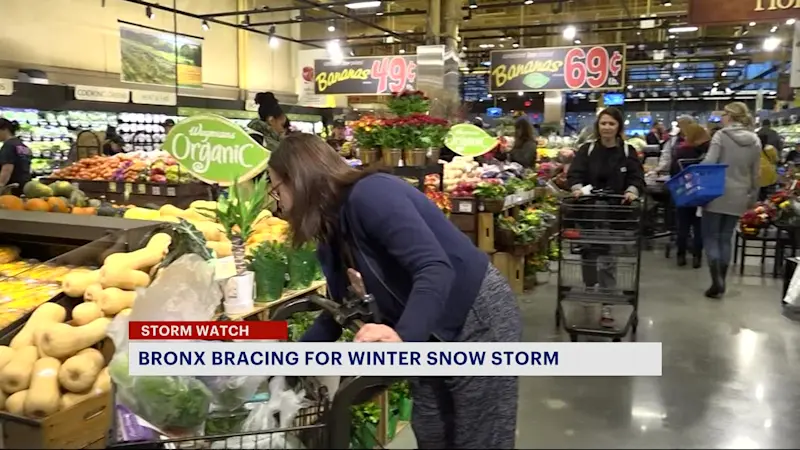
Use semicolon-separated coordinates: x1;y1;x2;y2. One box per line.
198;0;409;19
248;8;423;27
294;0;417;42
121;0;322;47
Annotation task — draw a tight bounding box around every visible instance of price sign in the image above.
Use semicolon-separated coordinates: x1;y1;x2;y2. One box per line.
137;184;146;195
108;182;117;193
151;186;161;196
489;45;625;92
124;183;133;194
313;55;417;95
166;187;176;197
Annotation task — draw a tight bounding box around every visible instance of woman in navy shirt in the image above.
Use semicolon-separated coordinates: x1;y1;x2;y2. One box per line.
267;133;522;449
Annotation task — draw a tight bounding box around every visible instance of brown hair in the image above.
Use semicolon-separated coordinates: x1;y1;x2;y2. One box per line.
681;123;711;147
514;118;534;147
268;133;374;247
593;107;625;140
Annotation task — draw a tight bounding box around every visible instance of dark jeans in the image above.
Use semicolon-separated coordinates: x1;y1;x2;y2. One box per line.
676;207;703;256
581;245;617;288
702;212;739;264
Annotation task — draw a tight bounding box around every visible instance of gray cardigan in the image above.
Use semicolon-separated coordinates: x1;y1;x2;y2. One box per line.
700;124;761;217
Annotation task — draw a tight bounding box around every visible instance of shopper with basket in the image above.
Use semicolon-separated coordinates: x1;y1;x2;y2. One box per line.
699;102;761;299
267;134;522;449
567;107;645;326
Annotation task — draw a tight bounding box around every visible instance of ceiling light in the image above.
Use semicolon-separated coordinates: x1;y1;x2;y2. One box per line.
729;59;736;66
788;18;797;25
269;26;279;49
668;77;674;82
563;25;577;40
201;20;209;31
662;0;672;6
327;39;343;64
668;26;698;33
627;84;633;89
574;39;581;44
735;42;743;50
524;0;534;4
349;50;355;56
328;21;336;32
678;76;685;81
771;25;779;32
713;82;719;87
764;36;782;51
512;42;520;48
517;91;524;96
656;78;662;82
399;49;405;54
242;14;251;26
376;11;384;15
749;22;757;26
487;93;493;98
721;71;728;76
469;0;478;9
669;34;676;39
672;61;680;69
345;1;382;9
636;31;642;36
462;45;468;51
145;5;154;19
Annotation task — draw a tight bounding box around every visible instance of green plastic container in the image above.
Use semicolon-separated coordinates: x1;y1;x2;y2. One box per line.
398;397;413;421
387;410;399;440
287;247;316;289
352;422;377;449
252;258;286;301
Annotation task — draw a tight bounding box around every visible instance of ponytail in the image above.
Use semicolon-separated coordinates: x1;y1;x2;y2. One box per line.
0;119;19;134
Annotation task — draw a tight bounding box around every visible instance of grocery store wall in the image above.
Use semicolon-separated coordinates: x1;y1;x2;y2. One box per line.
0;0;300;97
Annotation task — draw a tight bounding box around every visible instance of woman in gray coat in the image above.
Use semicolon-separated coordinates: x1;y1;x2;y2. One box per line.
700;102;761;298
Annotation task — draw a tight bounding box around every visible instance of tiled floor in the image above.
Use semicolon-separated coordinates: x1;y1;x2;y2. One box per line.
388;249;800;449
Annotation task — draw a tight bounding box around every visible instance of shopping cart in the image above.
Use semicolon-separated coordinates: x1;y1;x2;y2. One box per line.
555;191;644;342
106;290;399;449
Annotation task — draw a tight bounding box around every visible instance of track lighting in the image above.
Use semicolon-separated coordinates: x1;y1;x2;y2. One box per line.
788;18;796;25
563;25;576;40
242;15;251;26
523;0;533;4
146;5;154;19
735;42;743;50
201;20;209;31
512;42;520;48
728;59;736;66
764;36;782;51
469;0;478;9
662;0;672;6
269;26;279;49
328;20;336;32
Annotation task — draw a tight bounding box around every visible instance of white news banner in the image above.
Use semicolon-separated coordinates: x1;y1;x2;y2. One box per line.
128;342;662;377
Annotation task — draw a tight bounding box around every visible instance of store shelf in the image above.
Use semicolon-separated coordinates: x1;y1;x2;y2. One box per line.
218;280;328;321
0;210;159;243
39;178;216;208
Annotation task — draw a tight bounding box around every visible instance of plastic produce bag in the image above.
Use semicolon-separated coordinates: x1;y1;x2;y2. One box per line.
107;254;222;437
211;377;308;449
200;375;267;412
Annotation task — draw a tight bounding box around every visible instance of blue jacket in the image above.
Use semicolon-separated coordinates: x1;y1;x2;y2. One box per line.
300;173;490;342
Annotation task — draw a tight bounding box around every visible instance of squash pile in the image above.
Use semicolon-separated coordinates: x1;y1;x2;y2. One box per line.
0;303;113;419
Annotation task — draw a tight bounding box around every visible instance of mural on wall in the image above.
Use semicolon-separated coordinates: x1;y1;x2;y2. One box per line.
119;21;203;88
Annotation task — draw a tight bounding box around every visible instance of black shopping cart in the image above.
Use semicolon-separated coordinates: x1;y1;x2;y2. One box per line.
106;291;400;450
555;191;644;342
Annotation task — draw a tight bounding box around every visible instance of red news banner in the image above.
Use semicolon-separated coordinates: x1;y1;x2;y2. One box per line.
128;321;289;341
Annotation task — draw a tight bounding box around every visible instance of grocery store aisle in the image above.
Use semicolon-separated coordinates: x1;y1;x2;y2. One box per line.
389;250;800;449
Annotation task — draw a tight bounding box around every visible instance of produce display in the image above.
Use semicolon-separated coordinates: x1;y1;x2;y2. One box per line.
52;151;194;184
443;157;537;200
0;180;137;216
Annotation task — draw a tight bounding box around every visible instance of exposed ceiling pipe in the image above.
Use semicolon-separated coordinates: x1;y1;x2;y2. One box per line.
198;0;414;18
249;9;423;27
120;0;322;47
294;0;418;42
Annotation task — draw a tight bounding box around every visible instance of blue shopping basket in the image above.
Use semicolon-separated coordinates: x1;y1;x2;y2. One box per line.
665;164;727;207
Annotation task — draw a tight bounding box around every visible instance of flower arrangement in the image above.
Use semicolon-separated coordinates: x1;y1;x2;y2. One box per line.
473;179;506;200
351;115;382;149
387;90;430;116
740;202;776;233
425;190;452;215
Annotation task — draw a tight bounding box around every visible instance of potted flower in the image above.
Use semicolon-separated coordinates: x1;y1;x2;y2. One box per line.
351;116;382;165
496;216;518;248
473;179;506;213
387;90;430;116
351;402;381;449
375;121;407;167
740;202;775;236
247;240;287;302
529;254;550;284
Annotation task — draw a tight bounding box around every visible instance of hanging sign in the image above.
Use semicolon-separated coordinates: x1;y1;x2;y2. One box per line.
74;85;130;103
689;0;800;26
131;90;177;106
489;45;625;93
119;21;203;88
444;124;499;157
162;115;270;186
313;55;417;95
0;79;13;96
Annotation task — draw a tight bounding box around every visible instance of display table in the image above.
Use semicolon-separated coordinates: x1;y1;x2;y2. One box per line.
218;280;328;321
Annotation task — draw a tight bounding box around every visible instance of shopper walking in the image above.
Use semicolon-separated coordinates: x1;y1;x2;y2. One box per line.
757;119;784;153
268;133;521;449
700;102;761;299
567;107;645;326
0;119;31;196
672;123;711;268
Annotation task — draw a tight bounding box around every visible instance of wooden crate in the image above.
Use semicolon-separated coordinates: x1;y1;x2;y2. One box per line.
0;391;111;449
492;252;525;294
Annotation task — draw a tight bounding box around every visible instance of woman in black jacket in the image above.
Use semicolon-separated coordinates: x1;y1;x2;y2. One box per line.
567;107;645;327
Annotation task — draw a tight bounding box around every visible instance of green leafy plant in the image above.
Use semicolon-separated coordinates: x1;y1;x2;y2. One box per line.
473;182;507;200
287;311;320;341
352;401;381;426
247;240;288;301
387;90;429;116
204;176;268;274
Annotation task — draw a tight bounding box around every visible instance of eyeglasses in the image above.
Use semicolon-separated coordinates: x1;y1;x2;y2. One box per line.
267;182;282;202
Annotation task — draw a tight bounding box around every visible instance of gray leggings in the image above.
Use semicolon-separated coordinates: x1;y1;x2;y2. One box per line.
409;265;522;449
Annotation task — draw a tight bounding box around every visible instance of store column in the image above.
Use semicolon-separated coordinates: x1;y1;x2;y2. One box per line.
543;91;566;128
417;0;459;119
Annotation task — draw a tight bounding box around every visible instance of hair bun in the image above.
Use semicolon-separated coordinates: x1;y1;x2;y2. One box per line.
254;92;277;106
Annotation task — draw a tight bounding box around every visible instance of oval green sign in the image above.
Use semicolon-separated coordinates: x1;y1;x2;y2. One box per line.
163;114;270;186
444;123;499;157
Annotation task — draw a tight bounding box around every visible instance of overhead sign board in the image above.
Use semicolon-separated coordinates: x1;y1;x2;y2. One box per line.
162;114;270;186
313;55;417;95
0;79;13;96
74;85;130;103
131;90;177;106
489;45;625;93
688;0;800;25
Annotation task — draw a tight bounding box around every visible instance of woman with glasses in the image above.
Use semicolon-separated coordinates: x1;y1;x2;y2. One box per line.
699;102;761;298
267;133;521;449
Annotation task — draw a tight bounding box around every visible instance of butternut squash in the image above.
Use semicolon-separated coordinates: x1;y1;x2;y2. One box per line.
0;346;39;394
5;390;27;415
83;283;104;302
146;233;172;252
0;346;15;371
58;348;104;393
97;288;136;316
62;269;101;298
71;302;104;326
59;367;110;410
190;220;224;241
206;240;233;257
37;318;112;359
99;267;150;290
103;245;166;272
24;357;61;418
117;308;132;317
10;303;66;349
